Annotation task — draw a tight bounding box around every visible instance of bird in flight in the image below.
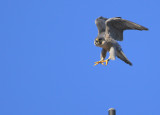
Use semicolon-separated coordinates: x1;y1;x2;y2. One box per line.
94;16;148;66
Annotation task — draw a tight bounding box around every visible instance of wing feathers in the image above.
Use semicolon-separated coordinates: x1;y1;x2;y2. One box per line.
95;17;108;35
105;18;148;41
106;18;148;30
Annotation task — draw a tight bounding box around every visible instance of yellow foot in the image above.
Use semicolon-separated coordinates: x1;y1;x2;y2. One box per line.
94;60;105;66
104;59;110;66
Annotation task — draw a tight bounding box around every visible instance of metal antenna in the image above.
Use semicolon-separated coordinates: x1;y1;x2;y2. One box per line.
108;108;116;115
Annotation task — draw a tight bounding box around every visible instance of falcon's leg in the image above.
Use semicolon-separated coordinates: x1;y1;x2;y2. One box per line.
103;47;116;66
104;58;110;66
94;48;107;66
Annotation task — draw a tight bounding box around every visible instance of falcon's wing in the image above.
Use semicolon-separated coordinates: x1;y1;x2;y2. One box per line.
105;17;148;41
95;16;108;35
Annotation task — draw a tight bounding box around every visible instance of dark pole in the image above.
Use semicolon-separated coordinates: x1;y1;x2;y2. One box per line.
108;108;116;115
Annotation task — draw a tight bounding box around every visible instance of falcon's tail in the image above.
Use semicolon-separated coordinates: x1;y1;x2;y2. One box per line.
116;51;132;66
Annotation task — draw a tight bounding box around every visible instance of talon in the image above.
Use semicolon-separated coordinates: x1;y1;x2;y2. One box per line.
94;60;105;66
101;62;104;65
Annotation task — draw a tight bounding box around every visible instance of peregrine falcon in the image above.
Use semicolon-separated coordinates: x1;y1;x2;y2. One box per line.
94;16;148;66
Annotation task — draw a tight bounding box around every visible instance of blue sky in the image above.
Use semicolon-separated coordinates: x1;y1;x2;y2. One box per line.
0;0;160;115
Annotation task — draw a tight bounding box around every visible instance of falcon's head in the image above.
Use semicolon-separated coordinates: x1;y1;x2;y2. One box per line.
94;37;105;47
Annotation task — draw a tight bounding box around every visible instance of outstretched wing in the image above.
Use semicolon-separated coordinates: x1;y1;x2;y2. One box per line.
105;17;148;41
95;16;108;35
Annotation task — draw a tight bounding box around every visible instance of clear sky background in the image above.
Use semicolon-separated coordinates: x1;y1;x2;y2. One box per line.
0;0;160;115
